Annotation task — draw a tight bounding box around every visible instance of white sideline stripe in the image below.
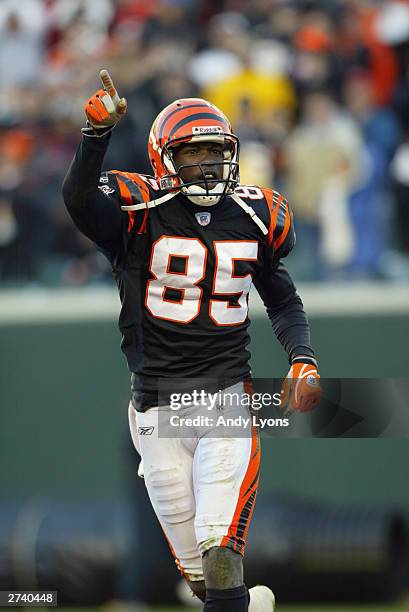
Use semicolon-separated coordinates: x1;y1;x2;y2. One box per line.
0;288;121;324
0;283;408;324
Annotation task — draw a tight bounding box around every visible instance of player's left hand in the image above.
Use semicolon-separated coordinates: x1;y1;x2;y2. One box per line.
280;361;321;413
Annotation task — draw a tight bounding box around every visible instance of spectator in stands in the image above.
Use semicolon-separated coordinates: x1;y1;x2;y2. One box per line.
202;38;296;136
188;12;248;88
391;133;409;256
285;88;365;279
343;70;402;277
0;0;405;285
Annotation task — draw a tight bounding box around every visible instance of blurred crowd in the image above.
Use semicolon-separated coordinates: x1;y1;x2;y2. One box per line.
0;0;409;285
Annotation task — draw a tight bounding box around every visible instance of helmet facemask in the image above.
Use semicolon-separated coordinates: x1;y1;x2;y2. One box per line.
160;134;240;206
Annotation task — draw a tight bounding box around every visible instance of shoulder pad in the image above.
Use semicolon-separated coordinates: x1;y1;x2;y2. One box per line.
233;184;272;228
108;171;160;206
101;171;160;235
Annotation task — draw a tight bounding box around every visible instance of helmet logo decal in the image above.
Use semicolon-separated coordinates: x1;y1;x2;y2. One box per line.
168;112;225;139
149;130;161;152
195;212;211;226
192;126;223;135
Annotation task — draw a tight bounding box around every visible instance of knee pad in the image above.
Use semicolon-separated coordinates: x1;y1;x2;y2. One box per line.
198;438;238;484
147;465;195;525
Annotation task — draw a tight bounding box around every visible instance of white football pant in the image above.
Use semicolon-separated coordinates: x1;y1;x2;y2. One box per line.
128;382;260;581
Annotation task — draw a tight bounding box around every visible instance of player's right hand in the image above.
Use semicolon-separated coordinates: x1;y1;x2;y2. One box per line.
84;69;127;129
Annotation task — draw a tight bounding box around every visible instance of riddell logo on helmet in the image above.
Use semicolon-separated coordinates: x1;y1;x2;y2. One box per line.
192;126;223;135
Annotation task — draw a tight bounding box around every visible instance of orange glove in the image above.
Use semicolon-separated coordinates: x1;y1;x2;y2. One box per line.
281;360;321;413
84;69;127;131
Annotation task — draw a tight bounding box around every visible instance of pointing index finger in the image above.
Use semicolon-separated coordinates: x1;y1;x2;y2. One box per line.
99;69;120;105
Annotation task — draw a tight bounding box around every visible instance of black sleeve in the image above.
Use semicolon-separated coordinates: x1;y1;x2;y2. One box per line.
253;261;316;364
62;133;127;252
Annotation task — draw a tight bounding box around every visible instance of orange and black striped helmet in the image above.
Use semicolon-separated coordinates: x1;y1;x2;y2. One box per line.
148;98;239;203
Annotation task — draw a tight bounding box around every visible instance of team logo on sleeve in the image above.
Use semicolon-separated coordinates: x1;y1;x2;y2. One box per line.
195;212;211;226
98;184;115;195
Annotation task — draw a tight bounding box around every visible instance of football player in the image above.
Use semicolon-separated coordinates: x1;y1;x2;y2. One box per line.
62;71;320;612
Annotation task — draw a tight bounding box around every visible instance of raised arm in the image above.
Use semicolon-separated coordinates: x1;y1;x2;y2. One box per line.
62;71;128;250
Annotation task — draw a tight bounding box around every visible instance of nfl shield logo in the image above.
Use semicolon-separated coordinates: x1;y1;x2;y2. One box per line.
195;212;211;226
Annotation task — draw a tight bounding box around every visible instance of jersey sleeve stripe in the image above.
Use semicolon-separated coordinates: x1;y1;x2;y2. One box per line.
112;171;151;234
262;189;275;245
116;176;132;203
112;171;150;201
138;209;149;234
127;174;151;234
116;176;135;232
263;189;284;246
128;174;151;201
274;203;291;249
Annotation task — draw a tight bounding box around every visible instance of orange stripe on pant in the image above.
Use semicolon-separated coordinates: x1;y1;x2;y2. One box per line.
161;523;188;579
220;426;261;556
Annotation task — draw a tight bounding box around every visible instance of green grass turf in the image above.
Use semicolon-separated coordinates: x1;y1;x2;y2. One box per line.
154;607;407;612
141;606;408;612
29;605;408;612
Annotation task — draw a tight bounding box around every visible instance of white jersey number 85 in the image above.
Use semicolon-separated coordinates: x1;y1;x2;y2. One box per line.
145;236;258;326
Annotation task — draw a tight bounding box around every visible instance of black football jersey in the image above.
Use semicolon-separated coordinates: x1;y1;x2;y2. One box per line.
63;135;314;412
94;171;295;394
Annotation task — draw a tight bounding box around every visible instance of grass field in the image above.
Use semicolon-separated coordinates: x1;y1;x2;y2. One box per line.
148;607;407;612
92;599;409;611
30;605;408;612
156;607;407;612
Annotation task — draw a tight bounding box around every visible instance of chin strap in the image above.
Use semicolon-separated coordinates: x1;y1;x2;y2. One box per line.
230;193;269;235
121;191;178;211
182;182;224;205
